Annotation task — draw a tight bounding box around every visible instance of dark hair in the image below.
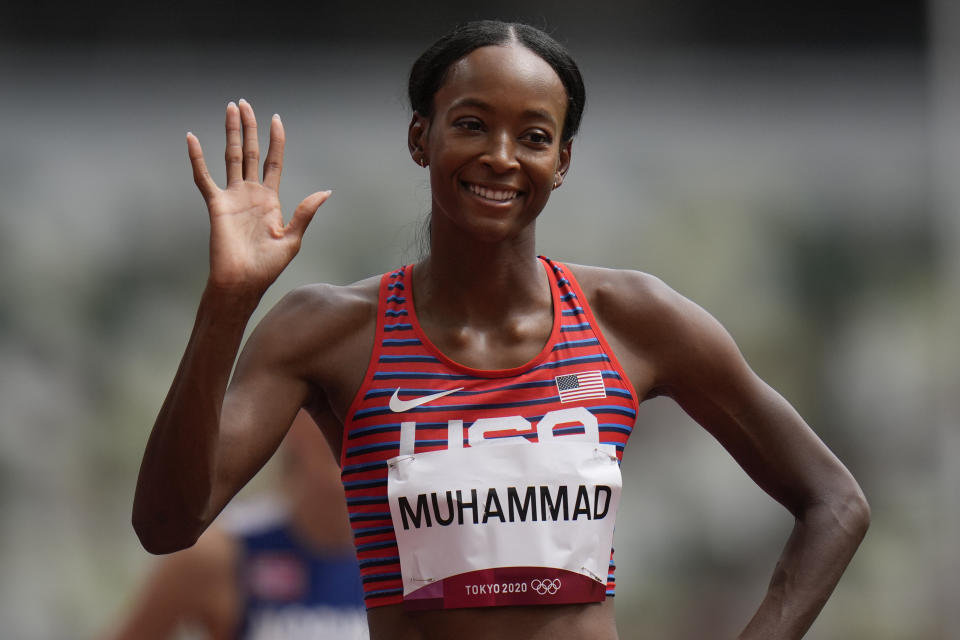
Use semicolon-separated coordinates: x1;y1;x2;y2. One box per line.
408;20;586;143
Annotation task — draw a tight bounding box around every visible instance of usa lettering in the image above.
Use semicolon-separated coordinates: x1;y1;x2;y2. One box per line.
398;406;599;455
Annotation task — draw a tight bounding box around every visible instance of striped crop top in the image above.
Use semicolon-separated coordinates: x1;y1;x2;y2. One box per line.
340;256;639;609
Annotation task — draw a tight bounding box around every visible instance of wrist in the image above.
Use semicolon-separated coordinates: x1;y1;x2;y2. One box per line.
200;281;264;318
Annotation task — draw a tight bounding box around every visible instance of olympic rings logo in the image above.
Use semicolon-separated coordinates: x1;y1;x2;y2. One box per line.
530;578;562;595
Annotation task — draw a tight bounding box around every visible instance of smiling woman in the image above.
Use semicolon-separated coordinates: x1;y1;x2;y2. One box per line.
412;43;571;245
132;19;870;640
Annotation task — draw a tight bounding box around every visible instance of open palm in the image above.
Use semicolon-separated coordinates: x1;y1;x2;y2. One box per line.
187;99;330;294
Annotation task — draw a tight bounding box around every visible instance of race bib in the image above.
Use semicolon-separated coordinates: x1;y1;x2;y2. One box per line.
387;441;621;610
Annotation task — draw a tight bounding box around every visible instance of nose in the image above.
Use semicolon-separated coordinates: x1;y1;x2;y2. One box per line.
481;130;520;172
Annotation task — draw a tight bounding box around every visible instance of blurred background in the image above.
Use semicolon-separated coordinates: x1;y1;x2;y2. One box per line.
1;1;952;638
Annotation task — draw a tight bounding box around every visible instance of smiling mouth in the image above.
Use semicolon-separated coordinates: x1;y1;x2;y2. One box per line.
464;182;521;202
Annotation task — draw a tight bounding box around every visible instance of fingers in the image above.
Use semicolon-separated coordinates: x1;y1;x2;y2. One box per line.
238;99;260;182
262;114;285;191
186;132;217;201
286;190;332;239
224;101;243;185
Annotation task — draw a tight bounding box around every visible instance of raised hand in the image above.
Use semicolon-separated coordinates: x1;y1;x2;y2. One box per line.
186;99;330;295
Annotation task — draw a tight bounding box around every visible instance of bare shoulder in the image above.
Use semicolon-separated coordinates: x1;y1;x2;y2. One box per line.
232;274;383;418
563;263;699;341
564;263;744;396
244;275;381;366
564;263;674;306
259;275;381;338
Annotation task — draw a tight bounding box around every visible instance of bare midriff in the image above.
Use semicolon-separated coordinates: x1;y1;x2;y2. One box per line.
366;600;618;640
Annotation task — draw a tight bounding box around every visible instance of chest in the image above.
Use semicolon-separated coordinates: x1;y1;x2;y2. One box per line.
339;261;641;610
343;260;639;460
416;305;554;372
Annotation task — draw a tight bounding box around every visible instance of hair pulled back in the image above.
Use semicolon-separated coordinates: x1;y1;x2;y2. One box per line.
408;20;586;143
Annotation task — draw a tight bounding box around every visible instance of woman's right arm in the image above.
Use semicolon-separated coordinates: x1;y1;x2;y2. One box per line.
132;100;331;553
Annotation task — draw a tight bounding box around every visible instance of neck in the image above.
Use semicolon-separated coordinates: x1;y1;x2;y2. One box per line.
416;215;548;327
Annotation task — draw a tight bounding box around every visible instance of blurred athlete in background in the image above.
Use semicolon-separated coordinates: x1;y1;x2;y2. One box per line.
109;411;367;639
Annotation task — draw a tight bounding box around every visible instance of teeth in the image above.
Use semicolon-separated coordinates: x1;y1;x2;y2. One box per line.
468;183;518;202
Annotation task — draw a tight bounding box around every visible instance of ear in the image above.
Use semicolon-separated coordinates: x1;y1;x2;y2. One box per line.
408;112;430;168
552;140;573;190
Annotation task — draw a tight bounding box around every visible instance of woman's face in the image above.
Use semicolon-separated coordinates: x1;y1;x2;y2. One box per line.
412;43;572;244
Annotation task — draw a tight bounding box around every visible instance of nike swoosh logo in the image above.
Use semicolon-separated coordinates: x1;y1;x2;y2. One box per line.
389;387;464;413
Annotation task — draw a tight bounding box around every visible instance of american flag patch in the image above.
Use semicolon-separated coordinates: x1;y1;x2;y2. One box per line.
555;370;606;403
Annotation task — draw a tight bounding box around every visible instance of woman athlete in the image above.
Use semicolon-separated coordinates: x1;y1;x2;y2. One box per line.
134;20;870;640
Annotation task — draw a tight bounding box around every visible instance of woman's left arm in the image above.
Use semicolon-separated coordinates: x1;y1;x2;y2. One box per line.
586;268;870;639
670;354;870;639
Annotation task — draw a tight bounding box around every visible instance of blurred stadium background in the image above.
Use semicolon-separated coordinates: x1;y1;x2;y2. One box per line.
1;1;953;638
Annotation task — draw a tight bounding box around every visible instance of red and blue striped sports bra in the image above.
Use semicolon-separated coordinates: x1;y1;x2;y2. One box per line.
340;256;639;608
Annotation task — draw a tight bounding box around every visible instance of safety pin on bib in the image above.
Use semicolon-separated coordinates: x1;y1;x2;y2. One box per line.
594;446;618;462
581;566;603;582
388;454;416;470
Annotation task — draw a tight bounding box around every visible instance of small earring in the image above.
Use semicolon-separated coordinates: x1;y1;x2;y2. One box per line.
419;157;426;168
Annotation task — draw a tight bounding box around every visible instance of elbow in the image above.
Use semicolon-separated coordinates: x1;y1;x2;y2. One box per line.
133;521;200;555
131;506;202;555
135;530;197;556
834;483;870;544
809;479;871;544
845;487;871;540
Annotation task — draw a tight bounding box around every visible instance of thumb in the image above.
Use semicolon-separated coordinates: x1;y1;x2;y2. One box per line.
286;190;331;239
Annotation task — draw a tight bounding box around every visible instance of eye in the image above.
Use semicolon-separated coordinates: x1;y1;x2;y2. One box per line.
522;129;553;146
454;117;485;132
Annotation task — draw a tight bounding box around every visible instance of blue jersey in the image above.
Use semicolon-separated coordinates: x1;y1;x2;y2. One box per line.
226;500;368;639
